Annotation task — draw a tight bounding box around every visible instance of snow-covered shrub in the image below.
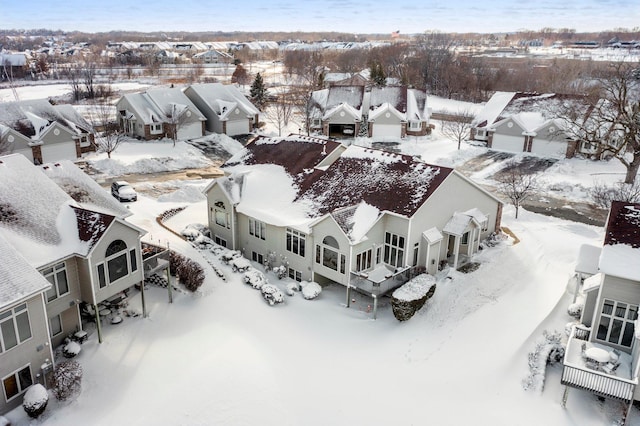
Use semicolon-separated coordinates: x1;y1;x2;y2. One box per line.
261;284;284;306
176;257;205;292
220;250;242;264
480;231;507;249
301;281;322;300
23;384;48;418
286;282;301;296
244;269;267;289
272;265;287;280
53;360;83;401
567;302;583;319
522;330;565;392
62;341;81;358
180;226;201;241
391;274;436;321
0;415;10;426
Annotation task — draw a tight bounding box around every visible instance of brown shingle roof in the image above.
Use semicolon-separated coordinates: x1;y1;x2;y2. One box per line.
72;206;115;249
604;201;640;248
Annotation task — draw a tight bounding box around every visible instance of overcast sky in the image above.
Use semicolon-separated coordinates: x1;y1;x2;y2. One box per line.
2;0;639;34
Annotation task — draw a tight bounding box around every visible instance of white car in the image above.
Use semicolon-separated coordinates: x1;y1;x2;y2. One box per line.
111;181;137;202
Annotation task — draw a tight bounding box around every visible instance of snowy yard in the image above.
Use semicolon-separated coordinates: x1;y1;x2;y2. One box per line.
2;82;638;425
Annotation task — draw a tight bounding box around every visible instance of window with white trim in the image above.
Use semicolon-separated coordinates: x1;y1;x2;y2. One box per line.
481;216;489;232
0;304;32;353
409;121;421;130
97;240;137;288
212;202;230;229
252;251;264;264
49;314;63;338
355;249;372;272
383;232;405;268
43;262;69;302
286;228;306;257
597;299;638;347
249;218;266;240
316;236;346;274
288;268;302;282
150;123;163;134
2;365;32;402
461;231;469;245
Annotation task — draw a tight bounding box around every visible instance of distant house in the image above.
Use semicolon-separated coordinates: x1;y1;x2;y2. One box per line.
0;53;29;80
366;86;431;138
323;72;368;88
183;83;260;136
0;154;148;393
309;85;365;137
193;50;233;64
470;92;592;159
116;87;206;140
204;135;502;317
562;201;640;423
309;85;430;139
0;99;96;164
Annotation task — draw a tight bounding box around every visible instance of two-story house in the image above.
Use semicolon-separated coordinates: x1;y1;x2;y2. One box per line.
561;201;640;425
204;135;502;317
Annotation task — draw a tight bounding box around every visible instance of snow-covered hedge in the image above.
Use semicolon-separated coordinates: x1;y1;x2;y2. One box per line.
244;269;267;289
53;360;83;401
62;341;81;358
301;281;322;300
391;274;436;321
567;301;583;319
261;284;284;306
23;384;48;418
170;251;205;292
522;330;565;393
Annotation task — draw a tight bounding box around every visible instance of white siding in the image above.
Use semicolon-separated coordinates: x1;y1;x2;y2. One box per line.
491;134;524;153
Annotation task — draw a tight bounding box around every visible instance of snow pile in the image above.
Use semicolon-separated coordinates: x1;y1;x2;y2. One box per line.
158;186;206;203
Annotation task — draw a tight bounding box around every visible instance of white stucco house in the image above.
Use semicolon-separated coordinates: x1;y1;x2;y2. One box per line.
204;134;503;316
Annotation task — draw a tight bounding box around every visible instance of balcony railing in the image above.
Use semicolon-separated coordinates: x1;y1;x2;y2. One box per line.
561;325;637;401
349;265;424;296
142;243;170;278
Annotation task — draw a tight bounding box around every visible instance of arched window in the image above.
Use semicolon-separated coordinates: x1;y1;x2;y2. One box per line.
106;240;127;257
322;236;339;249
106;240;128;284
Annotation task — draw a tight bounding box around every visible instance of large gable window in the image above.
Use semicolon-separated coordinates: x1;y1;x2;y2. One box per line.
0;304;32;353
597;299;638;347
43;262;69;302
213;202;230;229
97;240;136;288
383;232;405;268
316;236;346;274
249;218;266;240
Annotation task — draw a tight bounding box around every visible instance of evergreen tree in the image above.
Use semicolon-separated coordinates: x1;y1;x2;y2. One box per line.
250;72;267;111
370;62;386;87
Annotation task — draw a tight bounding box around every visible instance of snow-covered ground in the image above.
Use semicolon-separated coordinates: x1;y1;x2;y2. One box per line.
1;82;638;425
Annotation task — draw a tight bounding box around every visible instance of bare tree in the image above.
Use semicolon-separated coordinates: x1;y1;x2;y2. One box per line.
66;65;83;101
266;88;297;137
89;100;123;159
440;110;474;149
495;160;542;219
556;62;640;184
83;63;97;99
164;103;189;147
589;180;640;209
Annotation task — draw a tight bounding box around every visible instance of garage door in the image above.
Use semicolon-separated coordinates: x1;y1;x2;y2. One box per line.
178;122;204;140
372;124;401;139
226;119;249;136
491;134;524;153
531;139;566;158
41;142;77;163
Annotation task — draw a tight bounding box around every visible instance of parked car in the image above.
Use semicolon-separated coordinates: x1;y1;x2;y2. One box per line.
111;181;137;202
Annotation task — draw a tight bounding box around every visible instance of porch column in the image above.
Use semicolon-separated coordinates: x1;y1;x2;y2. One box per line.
453;236;461;269
346;284;352;308
372;295;378;320
94;304;103;344
561;386;569;407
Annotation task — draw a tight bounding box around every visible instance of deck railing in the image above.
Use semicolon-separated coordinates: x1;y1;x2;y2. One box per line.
561;326;637;401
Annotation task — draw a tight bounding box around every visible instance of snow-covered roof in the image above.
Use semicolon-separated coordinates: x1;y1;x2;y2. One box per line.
0;153;135;267
443;209;483;236
575;244;601;275
186;83;259;118
145;87;206;121
423;227;443;244
369;86;406;113
217;136;453;232
599;201;640;281
473;91;516;127
0;99;91;140
583;272;603;292
0;232;51;309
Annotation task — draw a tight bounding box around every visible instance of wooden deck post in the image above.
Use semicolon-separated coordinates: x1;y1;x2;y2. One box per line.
94;304;103;344
140;278;147;318
166;242;173;304
623;399;634;426
346;284;351;308
561;386;569;408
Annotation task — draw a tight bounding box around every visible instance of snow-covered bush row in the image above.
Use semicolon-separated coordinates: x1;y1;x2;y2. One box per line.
53;360;83;401
522;330;565;392
158;206;187;222
244;269;267;289
301;281;322;300
261;284;285;306
391;274;436;321
23;384;48;418
220;249;242;264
